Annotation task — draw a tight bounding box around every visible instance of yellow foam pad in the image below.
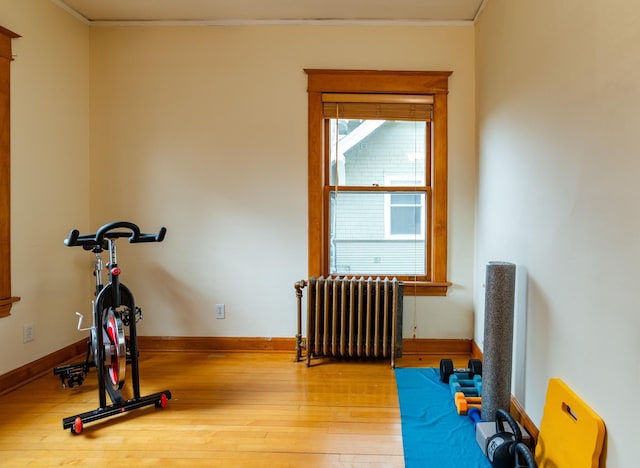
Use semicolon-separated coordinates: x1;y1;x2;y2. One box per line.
535;378;606;467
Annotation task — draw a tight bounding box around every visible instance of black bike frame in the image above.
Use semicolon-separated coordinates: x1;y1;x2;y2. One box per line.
59;221;170;432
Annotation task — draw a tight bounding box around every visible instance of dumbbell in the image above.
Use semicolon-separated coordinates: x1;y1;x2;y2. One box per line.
468;407;484;426
449;374;483;397
454;391;482;415
439;358;483;383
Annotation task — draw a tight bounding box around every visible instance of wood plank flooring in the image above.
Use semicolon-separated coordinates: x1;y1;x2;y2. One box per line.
0;351;467;467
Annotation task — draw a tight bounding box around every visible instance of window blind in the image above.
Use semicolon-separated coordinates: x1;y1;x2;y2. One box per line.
322;94;433;121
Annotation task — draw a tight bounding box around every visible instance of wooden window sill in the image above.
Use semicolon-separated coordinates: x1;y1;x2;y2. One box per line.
0;296;21;318
402;281;451;296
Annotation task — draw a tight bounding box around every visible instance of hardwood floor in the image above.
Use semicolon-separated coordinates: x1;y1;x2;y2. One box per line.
0;351;467;467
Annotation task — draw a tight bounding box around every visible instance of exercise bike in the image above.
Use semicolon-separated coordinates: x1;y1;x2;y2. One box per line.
54;238;124;389
53;221;171;434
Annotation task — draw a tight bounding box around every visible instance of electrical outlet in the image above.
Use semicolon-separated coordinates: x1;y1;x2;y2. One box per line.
215;304;225;319
23;323;34;343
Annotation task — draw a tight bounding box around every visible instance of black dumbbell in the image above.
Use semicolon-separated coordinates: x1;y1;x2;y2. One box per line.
439;358;483;383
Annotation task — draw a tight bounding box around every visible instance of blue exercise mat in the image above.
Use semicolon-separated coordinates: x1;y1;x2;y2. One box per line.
394;367;491;467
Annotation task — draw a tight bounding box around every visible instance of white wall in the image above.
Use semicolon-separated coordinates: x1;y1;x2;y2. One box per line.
88;25;477;340
475;1;640;466
0;0;90;374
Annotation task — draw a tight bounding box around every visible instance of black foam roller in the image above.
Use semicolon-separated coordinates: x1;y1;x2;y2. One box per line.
481;261;516;421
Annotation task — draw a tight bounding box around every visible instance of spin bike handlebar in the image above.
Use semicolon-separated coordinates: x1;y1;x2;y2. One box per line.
64;221;166;248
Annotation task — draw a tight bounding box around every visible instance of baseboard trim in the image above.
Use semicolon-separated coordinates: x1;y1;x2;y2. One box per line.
137;336;297;353
510;393;539;442
137;336;473;355
402;338;472;355
0;338;86;395
471;340;483;360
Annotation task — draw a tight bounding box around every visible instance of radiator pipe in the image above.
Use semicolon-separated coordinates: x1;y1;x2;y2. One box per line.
294;280;307;362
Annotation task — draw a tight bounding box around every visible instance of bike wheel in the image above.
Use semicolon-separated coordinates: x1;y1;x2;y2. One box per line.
104;308;126;391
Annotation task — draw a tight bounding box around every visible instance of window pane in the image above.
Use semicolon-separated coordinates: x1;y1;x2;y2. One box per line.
329;191;426;276
390;206;421;235
329;119;426;186
390;192;423;235
390;193;422;205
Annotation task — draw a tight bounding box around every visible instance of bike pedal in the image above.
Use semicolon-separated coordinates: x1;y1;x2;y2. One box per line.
67;376;85;388
60;369;87;388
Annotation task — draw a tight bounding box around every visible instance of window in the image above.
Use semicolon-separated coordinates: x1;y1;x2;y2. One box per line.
387;192;425;238
305;69;451;295
0;26;20;318
384;177;425;240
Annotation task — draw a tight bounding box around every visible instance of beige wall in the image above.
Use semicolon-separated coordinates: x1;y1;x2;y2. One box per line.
4;0;636;464
475;1;640;466
88;25;477;340
0;0;90;374
1;1;477;373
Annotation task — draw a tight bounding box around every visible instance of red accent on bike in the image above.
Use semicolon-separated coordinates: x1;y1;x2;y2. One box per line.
106;317;120;385
73;417;83;434
107;317;117;342
111;267;121;276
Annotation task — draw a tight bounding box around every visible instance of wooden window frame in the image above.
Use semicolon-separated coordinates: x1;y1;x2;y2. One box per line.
305;69;452;296
0;26;20;318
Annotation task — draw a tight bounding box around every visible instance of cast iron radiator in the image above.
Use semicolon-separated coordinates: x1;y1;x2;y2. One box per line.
294;276;403;368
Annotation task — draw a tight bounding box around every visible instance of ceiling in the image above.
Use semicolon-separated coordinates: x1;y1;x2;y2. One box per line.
52;0;487;25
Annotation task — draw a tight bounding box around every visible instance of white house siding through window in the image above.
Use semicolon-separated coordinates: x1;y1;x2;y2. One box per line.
329;119;427;276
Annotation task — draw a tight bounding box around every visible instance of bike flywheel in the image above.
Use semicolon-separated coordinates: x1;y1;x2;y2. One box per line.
104;308;126;391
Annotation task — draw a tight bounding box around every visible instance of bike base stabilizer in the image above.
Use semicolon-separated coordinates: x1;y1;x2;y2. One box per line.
62;390;172;434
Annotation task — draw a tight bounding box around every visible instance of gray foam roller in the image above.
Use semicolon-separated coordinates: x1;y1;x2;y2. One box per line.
481;261;516;421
